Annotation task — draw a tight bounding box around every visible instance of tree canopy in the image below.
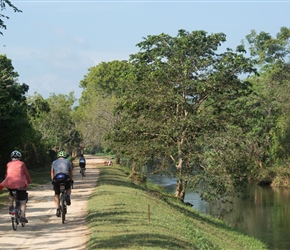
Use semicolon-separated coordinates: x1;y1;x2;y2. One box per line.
0;54;30;175
107;29;257;201
76;60;131;153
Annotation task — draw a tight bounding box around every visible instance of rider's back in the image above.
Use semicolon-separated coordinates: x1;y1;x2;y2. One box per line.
52;158;71;175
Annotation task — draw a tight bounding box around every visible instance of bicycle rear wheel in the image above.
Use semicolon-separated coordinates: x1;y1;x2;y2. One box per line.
61;194;66;224
16;201;25;227
11;216;18;231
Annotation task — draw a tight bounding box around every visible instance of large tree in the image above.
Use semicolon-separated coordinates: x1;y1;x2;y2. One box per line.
109;30;257;202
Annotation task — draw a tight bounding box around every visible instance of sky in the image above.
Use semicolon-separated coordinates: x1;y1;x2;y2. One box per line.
1;0;290;101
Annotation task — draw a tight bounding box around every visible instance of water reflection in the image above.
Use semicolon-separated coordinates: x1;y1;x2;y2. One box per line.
148;174;290;250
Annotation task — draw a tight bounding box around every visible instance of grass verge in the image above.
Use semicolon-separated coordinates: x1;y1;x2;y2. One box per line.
87;165;268;250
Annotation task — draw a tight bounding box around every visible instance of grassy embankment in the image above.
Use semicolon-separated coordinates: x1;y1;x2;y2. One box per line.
86;164;268;250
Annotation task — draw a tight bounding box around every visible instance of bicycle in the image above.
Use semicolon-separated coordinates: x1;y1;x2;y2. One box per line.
9;190;26;230
80;167;85;178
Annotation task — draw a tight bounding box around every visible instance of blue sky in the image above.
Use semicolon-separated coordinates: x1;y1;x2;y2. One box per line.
1;0;289;100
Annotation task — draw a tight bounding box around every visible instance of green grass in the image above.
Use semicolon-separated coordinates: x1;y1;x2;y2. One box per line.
86;165;268;250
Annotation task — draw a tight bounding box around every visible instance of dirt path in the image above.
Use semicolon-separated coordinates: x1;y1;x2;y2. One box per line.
0;155;104;250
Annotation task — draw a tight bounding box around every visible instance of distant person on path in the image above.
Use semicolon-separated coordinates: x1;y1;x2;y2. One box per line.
79;154;86;176
108;158;113;166
51;151;73;217
0;150;32;223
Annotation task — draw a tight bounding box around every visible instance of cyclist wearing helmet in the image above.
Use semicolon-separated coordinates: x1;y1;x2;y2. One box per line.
51;150;73;217
79;154;86;176
0;150;32;223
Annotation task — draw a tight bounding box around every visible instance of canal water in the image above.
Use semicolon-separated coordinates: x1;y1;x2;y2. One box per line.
148;174;290;250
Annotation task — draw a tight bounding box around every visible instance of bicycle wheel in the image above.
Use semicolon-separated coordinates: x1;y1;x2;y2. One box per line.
61;194;66;224
16;201;25;227
11;216;17;231
21;212;25;227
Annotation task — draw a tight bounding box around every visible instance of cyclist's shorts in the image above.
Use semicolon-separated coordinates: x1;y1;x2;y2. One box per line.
8;189;27;201
79;163;86;168
53;174;71;195
53;180;71;195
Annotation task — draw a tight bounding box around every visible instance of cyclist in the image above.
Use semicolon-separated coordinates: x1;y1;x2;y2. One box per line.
51;151;73;217
79;154;86;176
0;150;32;223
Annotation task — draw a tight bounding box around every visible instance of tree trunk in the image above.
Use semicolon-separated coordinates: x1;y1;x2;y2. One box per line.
116;154;120;165
175;179;187;202
132;161;137;173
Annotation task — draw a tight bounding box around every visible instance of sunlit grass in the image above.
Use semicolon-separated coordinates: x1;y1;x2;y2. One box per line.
87;165;268;250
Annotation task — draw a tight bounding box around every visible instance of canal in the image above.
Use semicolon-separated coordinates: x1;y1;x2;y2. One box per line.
148;174;290;250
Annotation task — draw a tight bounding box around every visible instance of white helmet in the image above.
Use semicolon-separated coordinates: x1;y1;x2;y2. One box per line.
11;150;22;159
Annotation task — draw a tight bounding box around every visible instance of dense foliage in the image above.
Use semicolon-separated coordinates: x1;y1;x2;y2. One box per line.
0;55;48;176
78;28;290;201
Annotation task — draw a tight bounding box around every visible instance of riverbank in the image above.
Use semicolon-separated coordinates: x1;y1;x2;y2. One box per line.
86;164;268;250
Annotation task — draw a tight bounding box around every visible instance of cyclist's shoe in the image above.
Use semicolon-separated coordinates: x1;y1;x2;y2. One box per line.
56;208;61;217
20;217;28;223
66;195;71;206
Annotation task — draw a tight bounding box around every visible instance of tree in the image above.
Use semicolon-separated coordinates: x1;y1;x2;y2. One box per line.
0;54;29;175
76;60;130;155
109;30;257;202
245;27;290;66
242;27;290;186
0;0;22;35
27;92;78;154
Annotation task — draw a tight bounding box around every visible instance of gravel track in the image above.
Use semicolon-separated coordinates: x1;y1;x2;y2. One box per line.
0;155;104;250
